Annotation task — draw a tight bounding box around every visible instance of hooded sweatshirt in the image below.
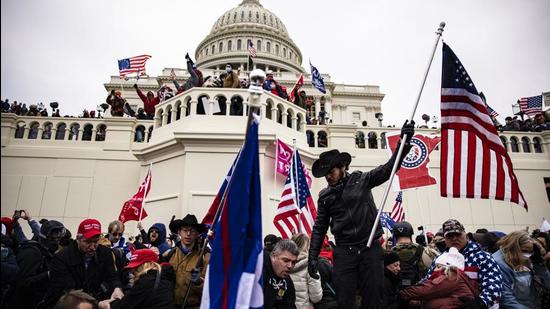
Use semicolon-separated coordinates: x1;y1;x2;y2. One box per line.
147;223;170;256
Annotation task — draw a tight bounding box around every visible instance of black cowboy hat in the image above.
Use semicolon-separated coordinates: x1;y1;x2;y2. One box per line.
312;149;352;178
169;214;206;234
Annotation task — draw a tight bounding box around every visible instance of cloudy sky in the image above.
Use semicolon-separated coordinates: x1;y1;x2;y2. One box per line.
2;0;549;126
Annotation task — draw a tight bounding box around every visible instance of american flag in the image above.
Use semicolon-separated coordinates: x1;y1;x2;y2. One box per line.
440;43;527;209
390;191;404;222
273;150;317;239
519;95;543;117
118;55;151;77
486;104;499;118
248;40;257;57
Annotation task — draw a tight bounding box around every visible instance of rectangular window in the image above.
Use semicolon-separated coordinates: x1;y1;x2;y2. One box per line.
352;112;361;123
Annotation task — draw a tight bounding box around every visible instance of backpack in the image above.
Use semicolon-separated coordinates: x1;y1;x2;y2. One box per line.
393;244;424;288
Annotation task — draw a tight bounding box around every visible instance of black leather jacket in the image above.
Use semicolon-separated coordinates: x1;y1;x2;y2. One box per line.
309;144;412;259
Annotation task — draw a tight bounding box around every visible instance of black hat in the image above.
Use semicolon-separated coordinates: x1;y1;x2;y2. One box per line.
312;149;351;178
169;214;206;234
384;251;400;267
40;220;66;239
392;221;414;238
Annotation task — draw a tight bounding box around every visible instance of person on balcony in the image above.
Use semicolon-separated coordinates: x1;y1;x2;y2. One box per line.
223;64;240;88
133;84;158;120
263;71;288;99
173;53;203;95
106;90;127;117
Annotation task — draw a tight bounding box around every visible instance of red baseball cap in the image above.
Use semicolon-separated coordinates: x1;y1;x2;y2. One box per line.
125;249;158;269
1;217;13;235
78;219;102;239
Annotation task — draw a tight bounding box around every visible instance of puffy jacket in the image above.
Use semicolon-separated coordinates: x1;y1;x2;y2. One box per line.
400;269;478;309
425;241;502;308
309;144;412;258
493;249;550;309
289;252;323;309
139;223;171;256
110;264;175;309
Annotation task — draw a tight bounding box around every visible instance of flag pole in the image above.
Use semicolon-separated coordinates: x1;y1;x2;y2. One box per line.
367;22;445;248
181;70;265;309
138;163;152;224
273;137;278;198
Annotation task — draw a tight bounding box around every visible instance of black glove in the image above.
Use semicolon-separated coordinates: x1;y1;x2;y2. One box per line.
459;297;487;309
190;267;200;283
531;242;545;264
133;83;138;89
400;120;416;144
308;258;320;279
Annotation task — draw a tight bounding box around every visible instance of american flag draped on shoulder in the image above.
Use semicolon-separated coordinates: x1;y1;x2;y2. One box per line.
274;150;317;239
519;95;543;117
118;55;151;78
440;43;527;209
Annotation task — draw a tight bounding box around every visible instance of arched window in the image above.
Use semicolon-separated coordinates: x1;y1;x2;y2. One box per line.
499;136;508;152
55;123;66;140
297;114;303;131
533;137;543;153
237;39;242;50
277;105;284;124
355;131;365;149
510;136;519;152
147;126;153;142
368;132;378;149
42;123;53;139
134;125;146;142
521;137;531;153
286;109;293;128
211;45;215;54
306;130;315;147
380;132;387;149
266;101;273;120
283;47;287;57
205;48;208;56
275;44;279;55
82;124;93;141
219;42;223;53
230;96;243;116
96;124;106;141
257;40;262;52
317;131;328;148
69;123;80;141
228;40;232;51
28;122;39;139
166;106;173;123
14;122;25;139
289;51;293;60
266;42;271;53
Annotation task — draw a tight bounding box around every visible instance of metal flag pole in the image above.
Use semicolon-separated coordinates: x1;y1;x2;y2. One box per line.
367;22;445;247
181;69;266;309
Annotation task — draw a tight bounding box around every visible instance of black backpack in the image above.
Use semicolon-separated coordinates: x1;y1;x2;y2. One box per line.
393;244;423;288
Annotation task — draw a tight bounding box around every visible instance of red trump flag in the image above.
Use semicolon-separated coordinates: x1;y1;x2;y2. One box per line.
119;167;152;223
386;132;441;191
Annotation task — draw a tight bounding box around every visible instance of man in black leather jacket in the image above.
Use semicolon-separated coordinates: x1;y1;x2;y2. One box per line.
308;121;414;309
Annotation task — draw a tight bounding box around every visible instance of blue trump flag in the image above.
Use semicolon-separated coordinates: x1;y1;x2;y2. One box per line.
201;115;263;309
380;212;395;230
310;61;326;94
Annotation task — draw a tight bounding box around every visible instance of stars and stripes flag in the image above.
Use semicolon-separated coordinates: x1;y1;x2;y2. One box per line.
390;191;404;222
486;104;499;118
440;43;527;209
273;150;317;239
118;55;151;78
248;40;257;57
519;95;543;117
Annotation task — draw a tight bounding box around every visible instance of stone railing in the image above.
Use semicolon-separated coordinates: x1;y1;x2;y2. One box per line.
305;124;549;154
152;87;307;132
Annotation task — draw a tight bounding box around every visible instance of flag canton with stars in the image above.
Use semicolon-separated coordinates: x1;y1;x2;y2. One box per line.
293;150;311;209
519;95;543;117
442;43;479;95
118;58;131;71
395;191;402;203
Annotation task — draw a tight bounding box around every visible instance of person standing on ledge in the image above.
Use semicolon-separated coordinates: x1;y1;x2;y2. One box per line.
308;121;415;309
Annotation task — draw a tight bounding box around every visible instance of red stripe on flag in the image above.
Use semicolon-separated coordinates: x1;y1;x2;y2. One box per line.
453;131;462;197
481;142;491;198
466;132;476;198
495;154;505;200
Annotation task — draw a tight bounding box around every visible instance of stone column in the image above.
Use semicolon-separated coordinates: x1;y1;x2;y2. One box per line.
162;112;168;126
154;115;161;128
291;116;297;130
78;128;84;141
315;98;321;121
226;100;231;116
51;128;57;140
91;129;97;142
242;102;247;117
282;112;288;126
190;100;198;115
24;127;31;139
37;127;44;139
261;102;267;118
325;98;333;122
179;104;187;118
171;108;178;122
64;128;70;140
271;107;277;121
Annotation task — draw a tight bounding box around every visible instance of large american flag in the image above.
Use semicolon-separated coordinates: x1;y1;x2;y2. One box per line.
118;55;151;77
519;95;543;117
273;150;317;239
440;43;527;209
248;41;257;57
390;191;404;222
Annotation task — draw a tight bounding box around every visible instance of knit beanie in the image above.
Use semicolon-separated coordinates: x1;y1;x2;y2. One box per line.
384;251;400;267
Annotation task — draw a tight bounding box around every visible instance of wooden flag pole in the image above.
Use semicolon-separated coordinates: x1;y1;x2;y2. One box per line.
367;22;445;248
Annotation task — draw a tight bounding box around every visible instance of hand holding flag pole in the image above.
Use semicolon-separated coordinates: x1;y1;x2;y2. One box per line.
367;22;445;248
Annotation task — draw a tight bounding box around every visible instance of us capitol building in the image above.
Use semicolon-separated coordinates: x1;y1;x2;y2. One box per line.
2;0;549;236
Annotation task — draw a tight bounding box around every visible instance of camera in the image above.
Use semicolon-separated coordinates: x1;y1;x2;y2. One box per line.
417;226;424;231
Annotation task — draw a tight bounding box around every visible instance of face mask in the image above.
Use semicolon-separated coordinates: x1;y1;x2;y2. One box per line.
226;67;232;73
523;253;532;259
436;241;447;253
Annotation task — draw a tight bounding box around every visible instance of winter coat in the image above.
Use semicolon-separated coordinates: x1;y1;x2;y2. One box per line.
309;144;412;259
8;240;54;308
382;268;401;308
106;91;126;117
223;71;240;88
425;241;502;308
174;60;203;94
289;251;323;309
400;269;478;309
38;240;122;309
13;219;41;243
110;264;176;309
1;245;18;307
168;243;209;307
264;252;297;309
135;88;160;116
493;249;550;309
139;223;171;256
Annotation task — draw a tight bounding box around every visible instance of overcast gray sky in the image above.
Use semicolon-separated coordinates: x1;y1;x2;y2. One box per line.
2;0;549;126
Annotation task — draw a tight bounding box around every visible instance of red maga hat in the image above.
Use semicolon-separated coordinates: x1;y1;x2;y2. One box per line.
125;249;158;269
78;219;101;239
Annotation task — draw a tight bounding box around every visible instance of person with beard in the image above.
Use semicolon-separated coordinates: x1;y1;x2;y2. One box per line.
38;219;123;309
382;251;401;309
7;220;66;308
137;222;171;257
165;214;209;308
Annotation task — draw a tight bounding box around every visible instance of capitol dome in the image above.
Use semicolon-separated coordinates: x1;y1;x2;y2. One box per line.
195;0;304;74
